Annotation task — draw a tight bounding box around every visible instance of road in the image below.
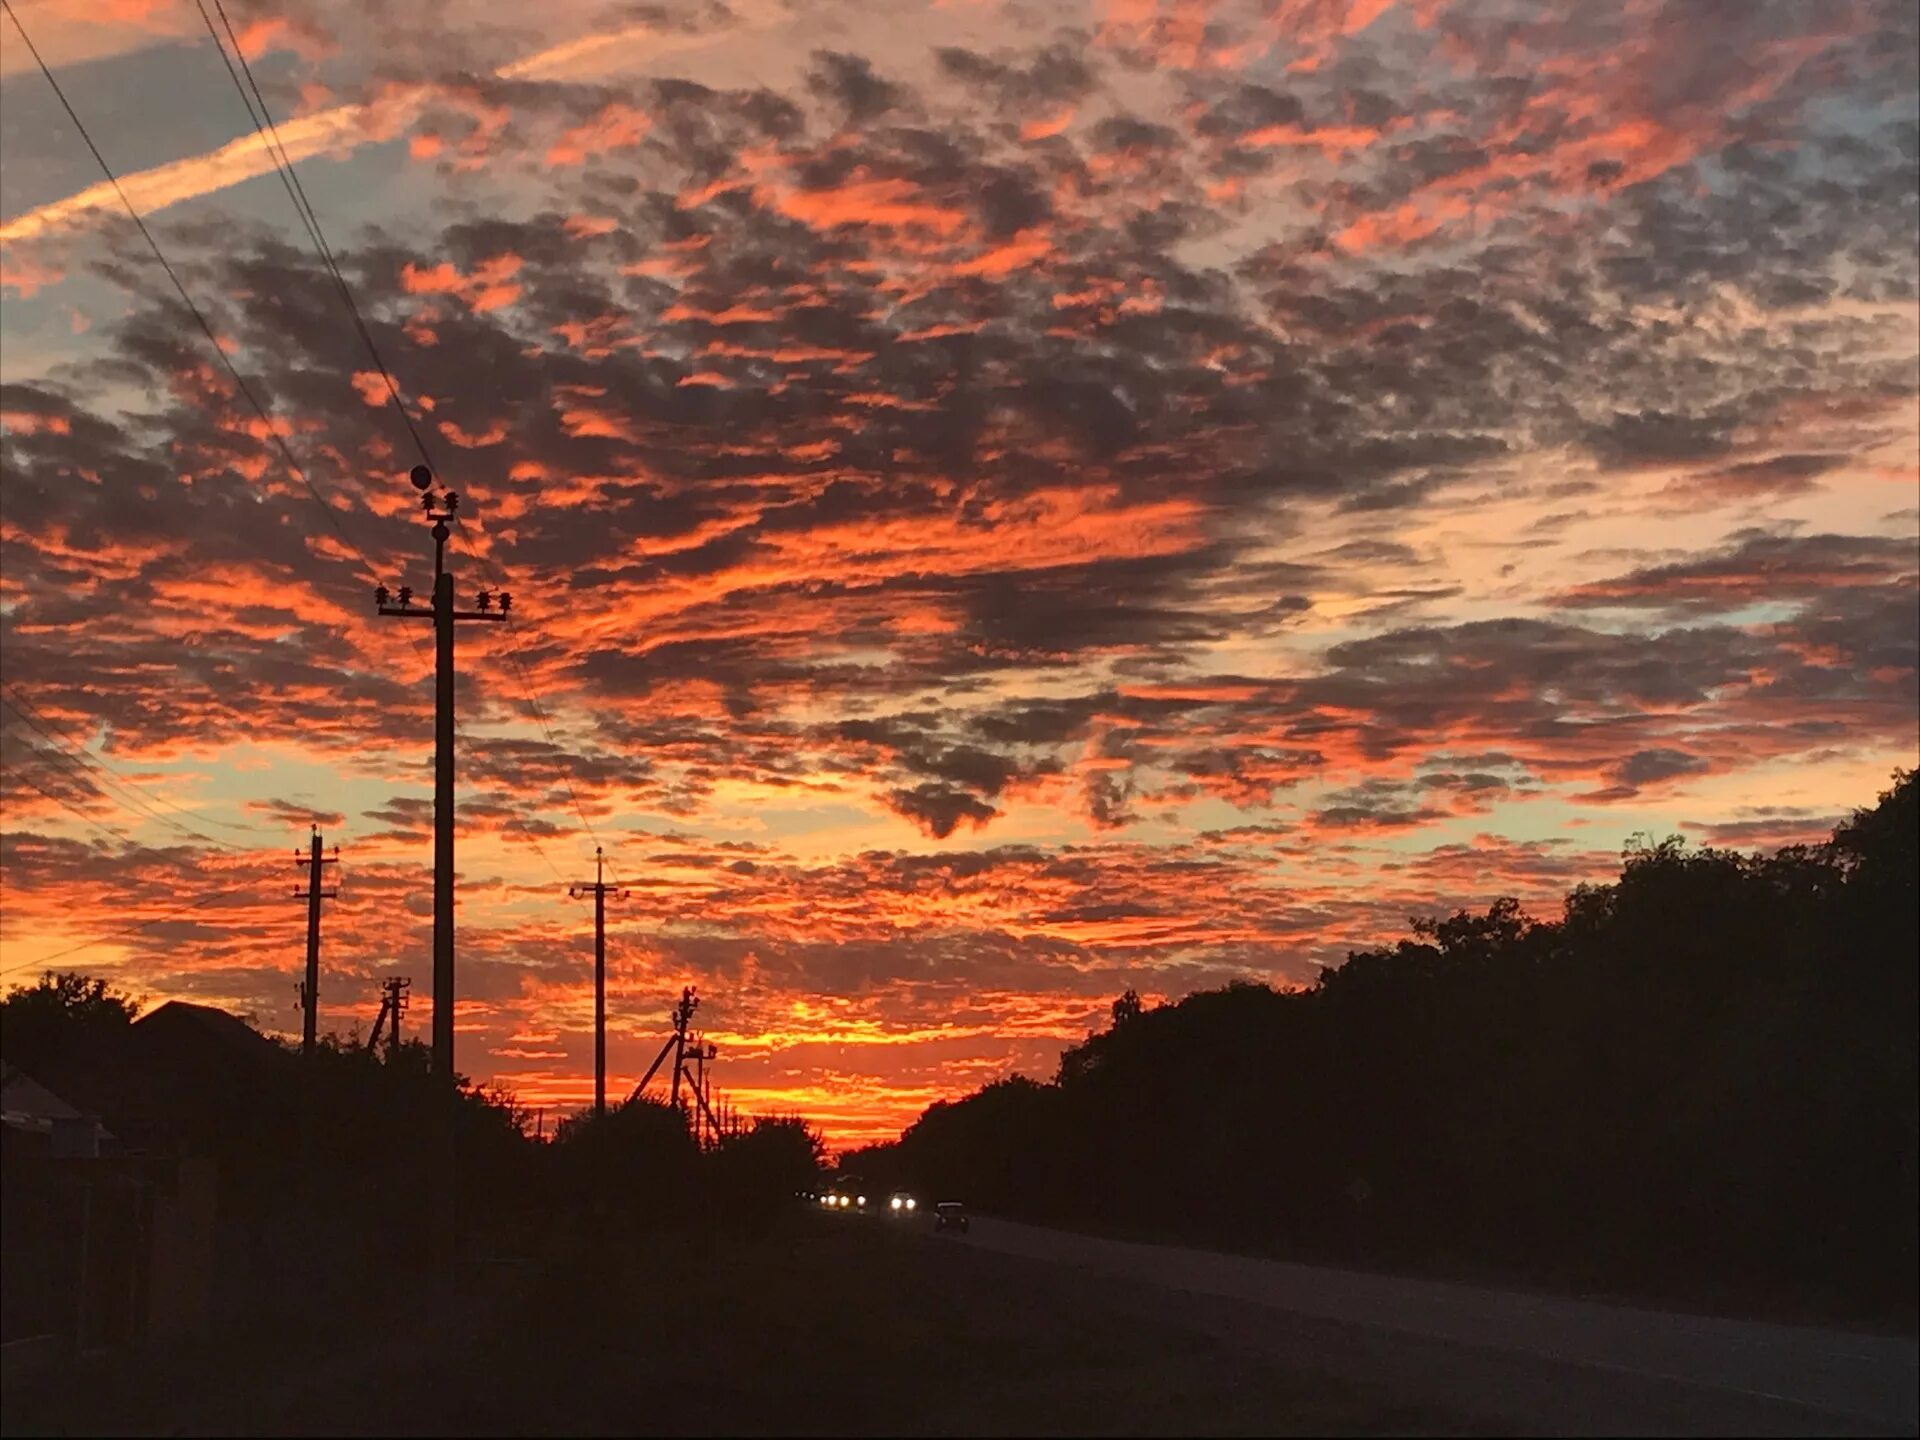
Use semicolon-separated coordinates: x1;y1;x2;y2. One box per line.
944;1216;1919;1436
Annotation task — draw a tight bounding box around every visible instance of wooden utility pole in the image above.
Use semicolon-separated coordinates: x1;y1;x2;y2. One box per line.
373;465;507;1084
365;976;411;1058
569;846;627;1118
375;464;507;1268
293;826;339;1058
682;1035;719;1146
624;986;700;1109
668;986;697;1110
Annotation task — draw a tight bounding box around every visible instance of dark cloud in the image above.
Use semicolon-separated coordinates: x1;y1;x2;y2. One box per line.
807;52;907;124
887;782;1000;838
1555;533;1918;613
1659;453;1846;506
245;799;347;831
1611;748;1710;787
934;41;1094;113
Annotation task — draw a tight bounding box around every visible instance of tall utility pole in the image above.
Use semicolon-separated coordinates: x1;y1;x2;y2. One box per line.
293;826;339;1058
374;464;507;1084
569;846;627;1118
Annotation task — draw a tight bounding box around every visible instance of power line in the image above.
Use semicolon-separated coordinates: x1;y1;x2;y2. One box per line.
191;0;327;252
1;687;251;846
193;0;439;475
0;727;182;847
187;7;595;884
0;865;272;976
0;759;136;846
9;2;596;888
193;0;617;880
448;524;618;875
3;0;452;724
499;620;614;869
2;0;393;599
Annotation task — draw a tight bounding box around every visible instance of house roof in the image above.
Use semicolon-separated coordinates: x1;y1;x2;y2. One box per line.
23;1002;297;1152
0;1060;116;1143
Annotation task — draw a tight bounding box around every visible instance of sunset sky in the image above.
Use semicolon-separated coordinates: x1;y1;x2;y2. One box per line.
1;0;1915;1147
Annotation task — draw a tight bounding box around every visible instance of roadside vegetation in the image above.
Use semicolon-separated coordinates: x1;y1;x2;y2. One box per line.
845;771;1918;1330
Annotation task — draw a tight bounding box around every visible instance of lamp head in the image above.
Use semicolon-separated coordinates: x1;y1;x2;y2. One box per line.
409;464;434;492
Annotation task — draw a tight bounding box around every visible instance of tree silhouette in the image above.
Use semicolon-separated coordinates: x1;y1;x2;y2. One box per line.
0;970;142;1075
858;771;1920;1323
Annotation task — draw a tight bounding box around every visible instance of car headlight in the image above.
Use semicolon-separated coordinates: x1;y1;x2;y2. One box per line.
889;1197;901;1210
906;1198;916;1210
857;1196;867;1206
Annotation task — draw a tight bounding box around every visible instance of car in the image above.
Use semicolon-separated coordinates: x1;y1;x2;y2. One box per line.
932;1201;969;1234
885;1190;919;1217
818;1176;869;1211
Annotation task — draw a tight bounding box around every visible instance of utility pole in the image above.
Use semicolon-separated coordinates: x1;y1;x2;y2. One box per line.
569;846;627;1118
669;986;697;1111
685;1036;718;1146
374;464;508;1084
366;977;411;1058
625;986;701;1108
293;826;339;1058
386;976;408;1053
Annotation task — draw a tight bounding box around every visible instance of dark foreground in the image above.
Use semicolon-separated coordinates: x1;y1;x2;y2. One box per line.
1;1214;1470;1437
959;1215;1920;1437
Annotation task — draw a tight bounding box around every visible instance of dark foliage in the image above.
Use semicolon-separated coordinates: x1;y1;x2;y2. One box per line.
547;1100;826;1237
854;771;1919;1323
0;971;141;1075
550;1095;701;1226
0;979;825;1313
705;1115;829;1227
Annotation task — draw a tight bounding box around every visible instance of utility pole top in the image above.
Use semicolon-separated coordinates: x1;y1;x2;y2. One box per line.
568;846;627;901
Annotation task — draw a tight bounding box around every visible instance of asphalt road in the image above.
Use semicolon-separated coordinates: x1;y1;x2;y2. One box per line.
938;1216;1919;1436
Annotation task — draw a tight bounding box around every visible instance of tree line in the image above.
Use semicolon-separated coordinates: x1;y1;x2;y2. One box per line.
844;771;1917;1325
1;971;826;1331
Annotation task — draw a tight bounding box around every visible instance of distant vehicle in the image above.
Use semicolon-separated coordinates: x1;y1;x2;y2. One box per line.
819;1176;868;1211
932;1201;969;1234
885;1190;919;1216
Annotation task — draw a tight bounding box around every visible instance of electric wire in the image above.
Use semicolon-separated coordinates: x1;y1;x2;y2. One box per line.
1;761;137;846
7;1;608;897
194;0;440;476
1;0;397;604
2;687;251;845
0;867;277;976
191;5;612;876
448;523;620;876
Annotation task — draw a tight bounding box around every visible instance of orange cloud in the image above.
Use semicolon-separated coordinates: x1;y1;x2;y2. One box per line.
546;102;651;166
399;255;524;313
